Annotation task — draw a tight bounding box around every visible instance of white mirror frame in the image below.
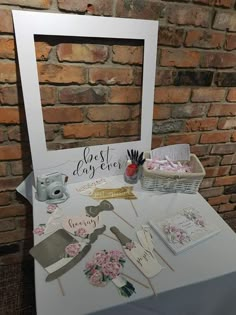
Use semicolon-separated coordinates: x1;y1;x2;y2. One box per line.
13;10;158;184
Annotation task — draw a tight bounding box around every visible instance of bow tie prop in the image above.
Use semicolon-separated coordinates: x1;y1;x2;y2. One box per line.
85;200;134;229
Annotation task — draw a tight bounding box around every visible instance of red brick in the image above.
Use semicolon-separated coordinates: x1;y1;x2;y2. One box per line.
155;70;176;86
185;30;224;49
186;118;218;131
172;104;207;118
109;87;141;104
191;145;210;156
63;123;107;138
0;108;20;124
219;203;236;212
160;49;200;67
208;195;230;206
205;166;230;177
43;124;59;141
1;0;51;8
35;42;52;61
58;0;113;15
225;34;236;51
57;44;108;63
0;218;15;232
167;5;211;27
40;86;57;105
165;134;199;145
0;145;22;160
151;136;163;149
10;160;31;176
200;178;214;189
212;143;236;155
191;88;225;102
0;127;5;142
116;1;164;20
200;131;231;143
208;103;236;116
43;107;83;123
0;37;14;59
7;126;27;142
0;10;13;33
218;118;236;129
231;131;236;142
221;154;236;165
108;122;140;137
0;86;21;105
130;105;141;120
37;64;86;84
89;67;133;85
153;105;171;120
0;62;16;83
158;27;184;47
60;87;106;104
200;52;236;68
0;177;23;192
200;187;224;198
231;165;236;175
0;192;10;206
200;155;221;167
214;175;236;186
213;11;236;31
0;204;29;219
154;87;190;103
87;106;130;121
227;89;236;102
112;46;143;65
0;229;30;244
193;0;234;7
0;163;8;177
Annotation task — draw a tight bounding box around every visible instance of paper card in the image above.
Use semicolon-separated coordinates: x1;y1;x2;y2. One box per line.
62;215;102;236
150;208;221;255
150;144;190;161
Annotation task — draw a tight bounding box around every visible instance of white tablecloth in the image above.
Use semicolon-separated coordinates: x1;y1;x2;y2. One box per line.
32;176;236;315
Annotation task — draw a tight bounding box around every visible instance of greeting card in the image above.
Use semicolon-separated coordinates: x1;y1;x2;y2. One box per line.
149;208;220;255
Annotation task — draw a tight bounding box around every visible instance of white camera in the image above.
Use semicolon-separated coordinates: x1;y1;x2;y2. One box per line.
36;172;69;204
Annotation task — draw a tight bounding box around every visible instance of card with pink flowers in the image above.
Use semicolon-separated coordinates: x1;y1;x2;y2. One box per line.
149;207;221;255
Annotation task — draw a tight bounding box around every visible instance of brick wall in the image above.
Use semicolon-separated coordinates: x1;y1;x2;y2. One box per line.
0;0;236;266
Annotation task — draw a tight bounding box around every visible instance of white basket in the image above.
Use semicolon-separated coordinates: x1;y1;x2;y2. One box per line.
140;154;205;194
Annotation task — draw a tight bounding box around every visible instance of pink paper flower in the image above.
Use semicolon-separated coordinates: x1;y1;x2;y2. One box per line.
47;204;57;214
94;251;109;266
75;227;88;238
89;270;106;287
33;225;45;236
125;242;136;251
102;262;122;279
108;250;125;262
65;243;81;257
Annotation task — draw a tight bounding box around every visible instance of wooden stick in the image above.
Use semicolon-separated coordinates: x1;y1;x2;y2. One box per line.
57;278;65;296
121;272;149;289
130;200;139;217
146;277;157;296
103;233;119;242
153;248;175;272
113;210;135;229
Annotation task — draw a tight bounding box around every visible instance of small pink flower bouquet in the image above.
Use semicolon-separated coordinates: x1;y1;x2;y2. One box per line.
65;243;81;257
84;250;135;298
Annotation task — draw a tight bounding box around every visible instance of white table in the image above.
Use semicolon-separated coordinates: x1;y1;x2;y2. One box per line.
32;176;236;315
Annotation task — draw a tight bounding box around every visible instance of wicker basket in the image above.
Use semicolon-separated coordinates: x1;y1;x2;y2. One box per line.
140;153;205;194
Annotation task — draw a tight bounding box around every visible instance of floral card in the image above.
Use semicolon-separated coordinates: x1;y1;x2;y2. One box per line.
149;208;221;255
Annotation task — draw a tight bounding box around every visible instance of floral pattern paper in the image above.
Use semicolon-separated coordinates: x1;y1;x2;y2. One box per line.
149;207;221;255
